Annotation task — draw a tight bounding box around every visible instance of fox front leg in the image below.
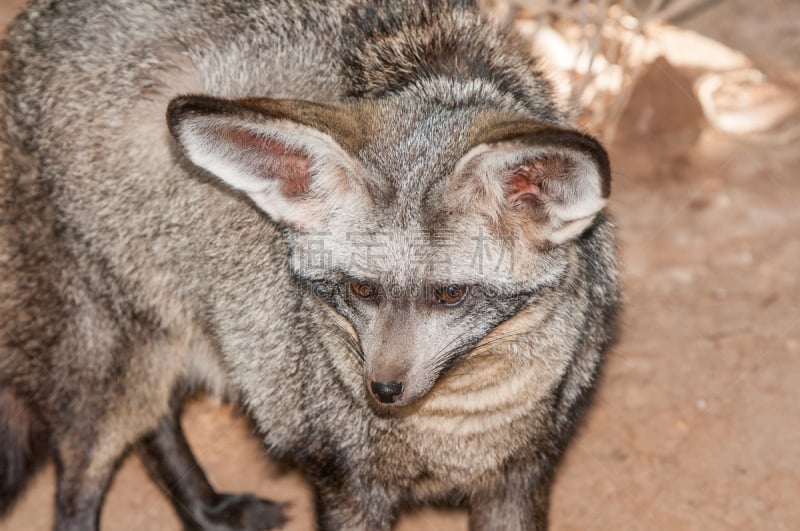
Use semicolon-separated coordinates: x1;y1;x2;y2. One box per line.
468;468;552;531
311;472;394;531
138;412;286;531
314;493;393;531
53;434;124;531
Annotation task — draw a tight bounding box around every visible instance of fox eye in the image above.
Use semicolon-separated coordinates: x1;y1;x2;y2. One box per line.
432;285;468;306
351;281;378;300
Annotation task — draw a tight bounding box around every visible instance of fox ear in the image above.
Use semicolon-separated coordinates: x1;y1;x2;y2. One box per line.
453;120;611;244
167;95;366;230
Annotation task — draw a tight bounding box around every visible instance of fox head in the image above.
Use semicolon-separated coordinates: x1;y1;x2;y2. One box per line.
168;94;610;408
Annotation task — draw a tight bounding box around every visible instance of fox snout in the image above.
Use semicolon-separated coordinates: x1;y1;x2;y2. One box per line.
360;308;444;408
363;342;440;408
369;380;404;404
365;361;419;407
365;367;435;408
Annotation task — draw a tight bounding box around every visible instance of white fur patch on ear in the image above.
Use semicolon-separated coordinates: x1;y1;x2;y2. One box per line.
178;117;312;194
453;137;609;244
171;113;362;230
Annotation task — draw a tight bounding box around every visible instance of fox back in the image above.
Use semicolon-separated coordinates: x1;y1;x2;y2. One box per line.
0;1;619;530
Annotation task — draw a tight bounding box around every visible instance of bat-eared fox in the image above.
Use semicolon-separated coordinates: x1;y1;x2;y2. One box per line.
0;0;619;529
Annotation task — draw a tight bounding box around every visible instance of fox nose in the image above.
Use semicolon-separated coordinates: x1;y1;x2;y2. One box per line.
370;380;404;404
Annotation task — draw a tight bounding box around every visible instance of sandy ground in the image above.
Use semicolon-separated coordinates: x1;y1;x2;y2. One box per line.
1;1;799;530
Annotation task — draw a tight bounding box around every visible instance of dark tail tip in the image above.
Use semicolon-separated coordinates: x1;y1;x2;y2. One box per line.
0;388;48;516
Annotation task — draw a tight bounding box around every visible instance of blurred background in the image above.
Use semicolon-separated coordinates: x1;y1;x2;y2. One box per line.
1;1;798;529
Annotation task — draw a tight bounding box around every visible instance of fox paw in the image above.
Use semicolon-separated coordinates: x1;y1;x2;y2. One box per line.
195;493;287;531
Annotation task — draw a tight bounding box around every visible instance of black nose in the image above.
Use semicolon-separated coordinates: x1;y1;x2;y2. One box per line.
370;380;404;404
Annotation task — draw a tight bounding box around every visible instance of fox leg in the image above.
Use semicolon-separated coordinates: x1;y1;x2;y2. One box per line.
138;412;286;531
468;467;552;531
53;432;128;531
314;489;392;531
310;468;393;531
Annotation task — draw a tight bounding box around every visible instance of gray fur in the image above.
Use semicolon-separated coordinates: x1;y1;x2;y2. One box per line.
0;1;620;530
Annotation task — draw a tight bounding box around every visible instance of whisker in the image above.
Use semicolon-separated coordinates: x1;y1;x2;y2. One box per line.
431;330;541;376
316;319;365;370
427;329;473;368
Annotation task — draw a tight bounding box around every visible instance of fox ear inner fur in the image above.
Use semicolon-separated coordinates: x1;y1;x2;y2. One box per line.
167;95;366;231
454;120;611;244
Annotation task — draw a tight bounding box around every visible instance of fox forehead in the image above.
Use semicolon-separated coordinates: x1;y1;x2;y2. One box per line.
350;94;526;202
289;218;566;290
